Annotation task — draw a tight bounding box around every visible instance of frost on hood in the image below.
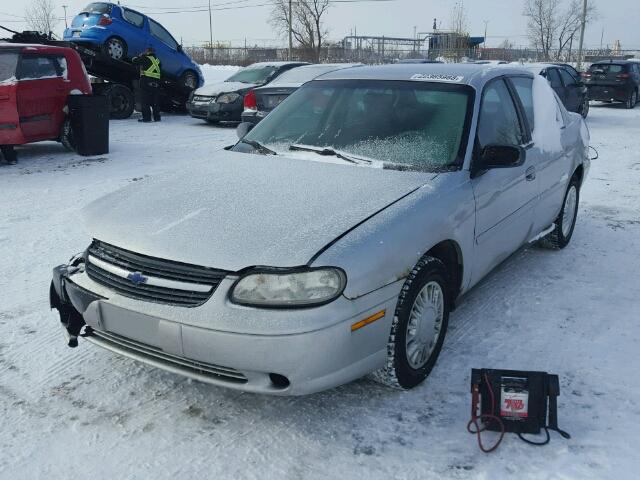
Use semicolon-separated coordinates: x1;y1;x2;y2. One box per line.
532;75;563;153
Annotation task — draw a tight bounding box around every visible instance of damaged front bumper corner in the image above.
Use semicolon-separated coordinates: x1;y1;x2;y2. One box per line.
50;255;103;348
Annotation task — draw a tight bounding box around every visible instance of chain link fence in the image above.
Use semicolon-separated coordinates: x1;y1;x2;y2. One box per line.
185;45;639;66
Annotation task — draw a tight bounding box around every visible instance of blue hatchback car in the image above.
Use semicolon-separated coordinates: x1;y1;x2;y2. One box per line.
63;2;203;89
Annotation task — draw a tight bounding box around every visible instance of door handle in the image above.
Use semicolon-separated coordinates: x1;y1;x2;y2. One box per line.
525;166;536;181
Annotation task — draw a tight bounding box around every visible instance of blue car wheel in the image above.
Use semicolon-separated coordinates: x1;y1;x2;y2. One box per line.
103;37;127;60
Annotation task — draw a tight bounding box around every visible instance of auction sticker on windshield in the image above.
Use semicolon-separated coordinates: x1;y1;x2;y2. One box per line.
410;73;464;82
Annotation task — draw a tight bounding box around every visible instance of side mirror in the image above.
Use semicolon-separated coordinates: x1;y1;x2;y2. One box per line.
177;44;183;53
236;122;254;139
474;144;525;175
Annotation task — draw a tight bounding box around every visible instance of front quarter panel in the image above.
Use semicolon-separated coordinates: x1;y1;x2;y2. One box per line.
312;172;476;299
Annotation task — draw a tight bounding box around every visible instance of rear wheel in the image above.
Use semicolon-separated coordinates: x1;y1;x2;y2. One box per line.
102;84;135;119
372;256;450;390
539;177;580;249
580;97;590;118
103;37;126;60
60;118;75;152
625;90;637;109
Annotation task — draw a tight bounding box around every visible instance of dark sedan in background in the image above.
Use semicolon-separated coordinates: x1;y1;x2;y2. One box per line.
187;61;308;123
582;60;640;109
241;63;361;125
528;63;590;118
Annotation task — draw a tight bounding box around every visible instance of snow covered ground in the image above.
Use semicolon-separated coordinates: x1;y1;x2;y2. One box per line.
0;103;639;479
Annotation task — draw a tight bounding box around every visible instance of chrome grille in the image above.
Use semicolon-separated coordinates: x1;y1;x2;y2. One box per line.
192;95;212;102
85;240;228;307
89;329;247;383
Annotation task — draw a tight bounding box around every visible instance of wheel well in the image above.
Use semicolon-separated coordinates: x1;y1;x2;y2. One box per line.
573;164;584;186
425;240;463;305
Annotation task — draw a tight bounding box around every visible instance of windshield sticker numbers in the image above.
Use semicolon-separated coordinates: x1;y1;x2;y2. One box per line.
410;73;464;83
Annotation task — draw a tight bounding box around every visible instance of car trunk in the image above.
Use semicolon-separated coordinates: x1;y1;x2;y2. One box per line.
585;64;629;87
255;86;296;113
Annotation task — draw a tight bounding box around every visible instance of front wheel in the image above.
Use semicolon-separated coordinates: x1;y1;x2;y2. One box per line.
372;256;450;390
180;70;198;90
539;177;580;249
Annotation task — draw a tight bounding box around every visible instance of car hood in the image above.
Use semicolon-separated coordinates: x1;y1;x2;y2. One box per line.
194;81;256;97
83;150;432;271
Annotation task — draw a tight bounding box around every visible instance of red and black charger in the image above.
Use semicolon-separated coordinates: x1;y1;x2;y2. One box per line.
468;368;571;452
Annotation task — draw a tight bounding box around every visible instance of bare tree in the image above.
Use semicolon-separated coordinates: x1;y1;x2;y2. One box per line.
270;0;330;62
523;0;560;60
555;0;597;60
524;0;596;61
449;0;469;38
25;0;59;36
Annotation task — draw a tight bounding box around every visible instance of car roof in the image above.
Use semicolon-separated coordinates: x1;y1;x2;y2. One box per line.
245;61;309;68
316;63;532;87
254;63;362;89
591;59;635;64
0;43;72;55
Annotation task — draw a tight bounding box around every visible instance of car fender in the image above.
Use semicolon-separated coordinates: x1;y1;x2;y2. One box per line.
310;172;476;300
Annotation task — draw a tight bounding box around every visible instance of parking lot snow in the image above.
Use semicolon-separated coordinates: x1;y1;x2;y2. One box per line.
1;104;639;479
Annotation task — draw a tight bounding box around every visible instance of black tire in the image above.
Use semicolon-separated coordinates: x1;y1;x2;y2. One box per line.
580;98;590;118
205;119;219;125
625;90;637;109
60;118;75;152
372;256;451;390
102;37;127;60
180;70;198;90
539;176;580;250
102;84;135;119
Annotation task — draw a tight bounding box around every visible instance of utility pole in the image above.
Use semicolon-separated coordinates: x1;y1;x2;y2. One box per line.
576;0;588;70
62;5;68;29
483;20;489;47
208;0;213;48
288;0;293;60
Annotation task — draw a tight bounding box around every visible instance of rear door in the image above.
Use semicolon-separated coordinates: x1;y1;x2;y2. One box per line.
470;78;538;283
118;7;148;58
148;19;181;78
545;68;566;105
558;68;582;112
16;54;67;141
0;51;20;144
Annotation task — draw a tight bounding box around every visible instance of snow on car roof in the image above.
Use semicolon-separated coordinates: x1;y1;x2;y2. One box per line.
316;63;528;85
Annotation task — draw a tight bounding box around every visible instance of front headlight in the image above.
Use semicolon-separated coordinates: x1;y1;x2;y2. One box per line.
217;92;241;104
230;268;346;307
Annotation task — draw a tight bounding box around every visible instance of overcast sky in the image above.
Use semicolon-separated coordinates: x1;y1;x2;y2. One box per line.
2;0;638;49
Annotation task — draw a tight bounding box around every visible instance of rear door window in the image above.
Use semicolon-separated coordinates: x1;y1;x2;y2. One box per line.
510;76;535;132
149;19;178;49
545;68;563;90
559;69;577;87
122;8;144;28
16;56;63;80
0;52;19;82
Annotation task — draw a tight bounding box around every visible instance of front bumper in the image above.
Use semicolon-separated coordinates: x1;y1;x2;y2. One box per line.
186;98;243;122
50;260;401;395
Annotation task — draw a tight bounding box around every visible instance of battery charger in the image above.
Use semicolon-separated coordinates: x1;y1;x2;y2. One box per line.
468;368;571;452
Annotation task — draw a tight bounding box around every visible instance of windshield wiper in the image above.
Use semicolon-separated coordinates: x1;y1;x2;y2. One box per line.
241;139;277;155
289;144;372;165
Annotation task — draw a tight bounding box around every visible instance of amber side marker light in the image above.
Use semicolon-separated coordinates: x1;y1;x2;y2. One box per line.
351;309;386;332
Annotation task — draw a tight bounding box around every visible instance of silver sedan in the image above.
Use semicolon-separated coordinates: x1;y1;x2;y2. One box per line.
51;64;589;395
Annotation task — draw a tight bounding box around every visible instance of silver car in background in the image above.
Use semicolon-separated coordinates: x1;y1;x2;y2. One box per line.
51;64;589;395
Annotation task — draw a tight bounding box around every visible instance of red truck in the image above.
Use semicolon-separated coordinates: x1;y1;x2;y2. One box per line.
0;43;92;151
